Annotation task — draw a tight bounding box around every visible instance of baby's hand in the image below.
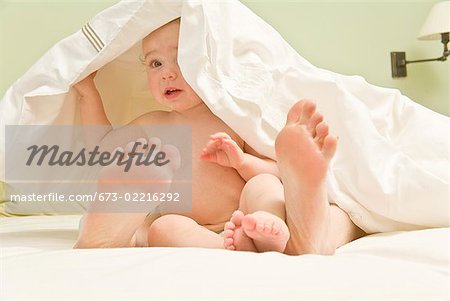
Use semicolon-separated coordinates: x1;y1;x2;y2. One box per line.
200;132;244;169
73;71;98;98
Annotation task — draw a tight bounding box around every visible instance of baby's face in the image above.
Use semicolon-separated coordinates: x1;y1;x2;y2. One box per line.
142;19;203;112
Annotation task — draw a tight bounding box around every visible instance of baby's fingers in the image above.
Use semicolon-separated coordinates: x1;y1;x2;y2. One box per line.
209;132;231;141
203;137;223;153
200;148;217;161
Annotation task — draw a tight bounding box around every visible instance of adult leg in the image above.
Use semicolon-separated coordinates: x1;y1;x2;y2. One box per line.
275;100;365;255
330;204;366;249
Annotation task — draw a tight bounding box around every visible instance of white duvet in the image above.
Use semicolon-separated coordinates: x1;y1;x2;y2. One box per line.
1;215;449;300
1;0;449;233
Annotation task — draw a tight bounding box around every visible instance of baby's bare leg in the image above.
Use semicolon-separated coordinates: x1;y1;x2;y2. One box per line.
224;174;290;253
131;211;162;247
147;214;224;248
239;174;285;218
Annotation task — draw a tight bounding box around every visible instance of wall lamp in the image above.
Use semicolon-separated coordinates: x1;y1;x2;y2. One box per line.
391;1;450;78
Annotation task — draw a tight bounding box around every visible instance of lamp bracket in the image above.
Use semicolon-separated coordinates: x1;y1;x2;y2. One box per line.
390;32;449;78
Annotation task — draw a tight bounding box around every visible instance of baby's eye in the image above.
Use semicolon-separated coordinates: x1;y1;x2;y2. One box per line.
149;60;162;68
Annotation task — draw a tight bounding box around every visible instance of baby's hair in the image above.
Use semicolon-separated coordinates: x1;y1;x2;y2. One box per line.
139;54;145;66
139;17;181;66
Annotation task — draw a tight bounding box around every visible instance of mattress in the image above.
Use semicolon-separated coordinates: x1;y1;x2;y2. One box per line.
1;215;448;300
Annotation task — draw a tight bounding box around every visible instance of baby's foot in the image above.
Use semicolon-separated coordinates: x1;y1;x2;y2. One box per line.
241;211;290;253
95;137;180;211
200;132;244;169
275;100;337;255
223;210;257;252
76;138;180;248
98;137;181;179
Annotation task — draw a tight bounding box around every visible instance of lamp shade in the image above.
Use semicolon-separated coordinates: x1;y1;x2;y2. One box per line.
417;1;450;40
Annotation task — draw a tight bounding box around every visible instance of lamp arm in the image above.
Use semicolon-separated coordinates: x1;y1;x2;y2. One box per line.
406;56;447;64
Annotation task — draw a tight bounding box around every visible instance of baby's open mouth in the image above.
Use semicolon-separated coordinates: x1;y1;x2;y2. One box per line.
165;88;182;95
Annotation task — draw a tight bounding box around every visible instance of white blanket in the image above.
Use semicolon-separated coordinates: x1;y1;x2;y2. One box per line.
1;0;449;233
1;215;449;300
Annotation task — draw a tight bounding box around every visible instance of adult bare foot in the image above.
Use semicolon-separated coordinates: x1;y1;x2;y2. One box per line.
241;211;290;253
275;100;337;255
223;210;257;252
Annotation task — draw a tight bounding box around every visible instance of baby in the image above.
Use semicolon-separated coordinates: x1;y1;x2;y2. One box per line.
74;17;289;252
74;18;364;255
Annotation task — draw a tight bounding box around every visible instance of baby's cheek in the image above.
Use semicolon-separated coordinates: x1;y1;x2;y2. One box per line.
147;81;158;94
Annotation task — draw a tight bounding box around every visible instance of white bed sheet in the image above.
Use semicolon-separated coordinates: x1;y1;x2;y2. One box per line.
1;215;449;300
2;0;449;234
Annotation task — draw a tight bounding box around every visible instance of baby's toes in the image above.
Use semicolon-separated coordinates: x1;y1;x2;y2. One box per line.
224;221;235;231
271;223;281;235
262;221;275;235
256;222;266;233
112;146;125;158
126;138;145;154
147;137;162;153
224;237;235;250
232;210;244;217
251;215;280;237
135;137;148;152
160;144;181;171
230;210;244;226
124;140;137;157
223;229;234;239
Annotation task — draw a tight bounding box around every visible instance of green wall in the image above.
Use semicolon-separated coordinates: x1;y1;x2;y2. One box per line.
1;0;448;115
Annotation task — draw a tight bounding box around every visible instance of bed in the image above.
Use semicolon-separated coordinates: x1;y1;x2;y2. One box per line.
1;214;448;300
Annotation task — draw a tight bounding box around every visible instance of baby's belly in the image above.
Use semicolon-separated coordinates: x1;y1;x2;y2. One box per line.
166;163;245;229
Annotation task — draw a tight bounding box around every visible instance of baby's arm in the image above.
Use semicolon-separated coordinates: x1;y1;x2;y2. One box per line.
73;72;112;146
200;132;279;181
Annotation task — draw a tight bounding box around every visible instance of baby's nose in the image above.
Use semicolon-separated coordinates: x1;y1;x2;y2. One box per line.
161;68;177;81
